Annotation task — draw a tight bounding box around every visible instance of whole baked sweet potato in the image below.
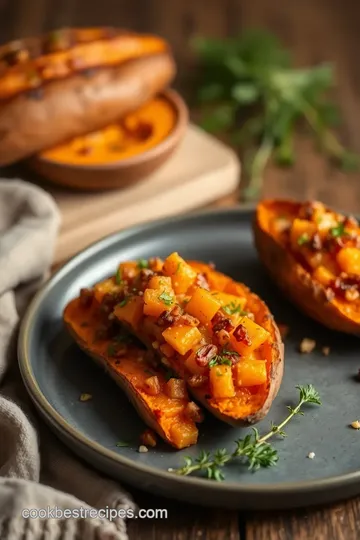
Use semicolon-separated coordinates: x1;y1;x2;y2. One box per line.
0;27;175;165
64;291;200;449
254;199;360;334
86;253;284;426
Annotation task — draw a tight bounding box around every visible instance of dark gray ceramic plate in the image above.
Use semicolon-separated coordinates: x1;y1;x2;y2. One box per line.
18;208;360;510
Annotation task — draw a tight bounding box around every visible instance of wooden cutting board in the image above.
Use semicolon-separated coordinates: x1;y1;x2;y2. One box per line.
49;124;240;265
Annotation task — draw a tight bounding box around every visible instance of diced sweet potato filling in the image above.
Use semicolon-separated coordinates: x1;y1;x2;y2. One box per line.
265;200;360;307
86;252;277;420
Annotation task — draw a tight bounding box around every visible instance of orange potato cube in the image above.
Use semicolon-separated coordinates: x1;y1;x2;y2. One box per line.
184;351;207;376
148;275;173;291
185;287;221;325
235;359;267;387
119;261;138;280
209;364;235;398
336;247;360;275
290;219;317;250
143;289;174;317
230;316;270;355
169;420;198;448
162;325;201;355
114;296;143;328
163;252;197;294
93;277;117;304
312;265;336;286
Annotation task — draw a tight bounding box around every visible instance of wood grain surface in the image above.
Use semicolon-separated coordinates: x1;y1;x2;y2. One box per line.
2;1;360;539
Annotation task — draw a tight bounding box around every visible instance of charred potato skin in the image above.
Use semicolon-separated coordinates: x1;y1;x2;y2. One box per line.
253;200;360;335
0;52;175;165
63;314;172;446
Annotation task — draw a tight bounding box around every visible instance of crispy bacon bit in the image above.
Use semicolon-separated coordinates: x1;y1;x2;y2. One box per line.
165;378;187;399
187;374;208;388
157;305;182;327
233;324;252;345
154;409;162;419
140;429;157;448
299;338;316;354
211;311;234;333
100;292;120;314
195;272;210;291
345;288;360;302
195;344;218;367
332;273;360;301
278;324;289;340
217;329;230;346
144;375;161;396
79;287;93;307
184;402;204;423
178;313;200;327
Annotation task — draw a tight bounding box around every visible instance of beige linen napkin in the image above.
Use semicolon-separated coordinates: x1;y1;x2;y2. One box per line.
0;179;135;539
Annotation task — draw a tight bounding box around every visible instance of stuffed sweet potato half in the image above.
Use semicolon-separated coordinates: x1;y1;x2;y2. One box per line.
82;253;283;426
64;293;200;449
254;199;360;334
0;27;175;165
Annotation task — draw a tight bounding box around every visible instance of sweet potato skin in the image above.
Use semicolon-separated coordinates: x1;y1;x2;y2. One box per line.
253;199;360;335
0;52;175;165
63;298;198;449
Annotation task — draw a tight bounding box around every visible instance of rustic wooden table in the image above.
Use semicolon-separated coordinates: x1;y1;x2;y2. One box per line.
2;0;360;537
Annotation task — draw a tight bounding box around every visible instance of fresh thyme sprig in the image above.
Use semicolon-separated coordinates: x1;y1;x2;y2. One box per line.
174;384;321;481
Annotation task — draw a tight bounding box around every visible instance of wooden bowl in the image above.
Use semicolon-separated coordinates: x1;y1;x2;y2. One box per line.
28;89;188;191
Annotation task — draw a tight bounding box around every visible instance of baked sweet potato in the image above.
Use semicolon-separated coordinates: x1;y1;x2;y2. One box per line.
63;291;199;449
0;27;175;165
254;199;360;334
88;253;284;426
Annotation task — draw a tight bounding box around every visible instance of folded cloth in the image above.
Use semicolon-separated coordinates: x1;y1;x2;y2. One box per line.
0;180;135;539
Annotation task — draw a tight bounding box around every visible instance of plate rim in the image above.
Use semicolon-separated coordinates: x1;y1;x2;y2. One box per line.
18;205;360;500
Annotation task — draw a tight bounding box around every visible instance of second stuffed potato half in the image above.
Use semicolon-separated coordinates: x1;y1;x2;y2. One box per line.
64;252;284;449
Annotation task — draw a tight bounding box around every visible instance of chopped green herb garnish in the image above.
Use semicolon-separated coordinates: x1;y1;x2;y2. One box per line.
116;441;129;447
137;259;149;269
115;267;122;285
158;291;174;306
144;369;155;376
330;222;345;238
297;233;309;246
208;356;232;368
316;215;323;224
223;302;247;316
117;297;129;308
176;262;182;274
